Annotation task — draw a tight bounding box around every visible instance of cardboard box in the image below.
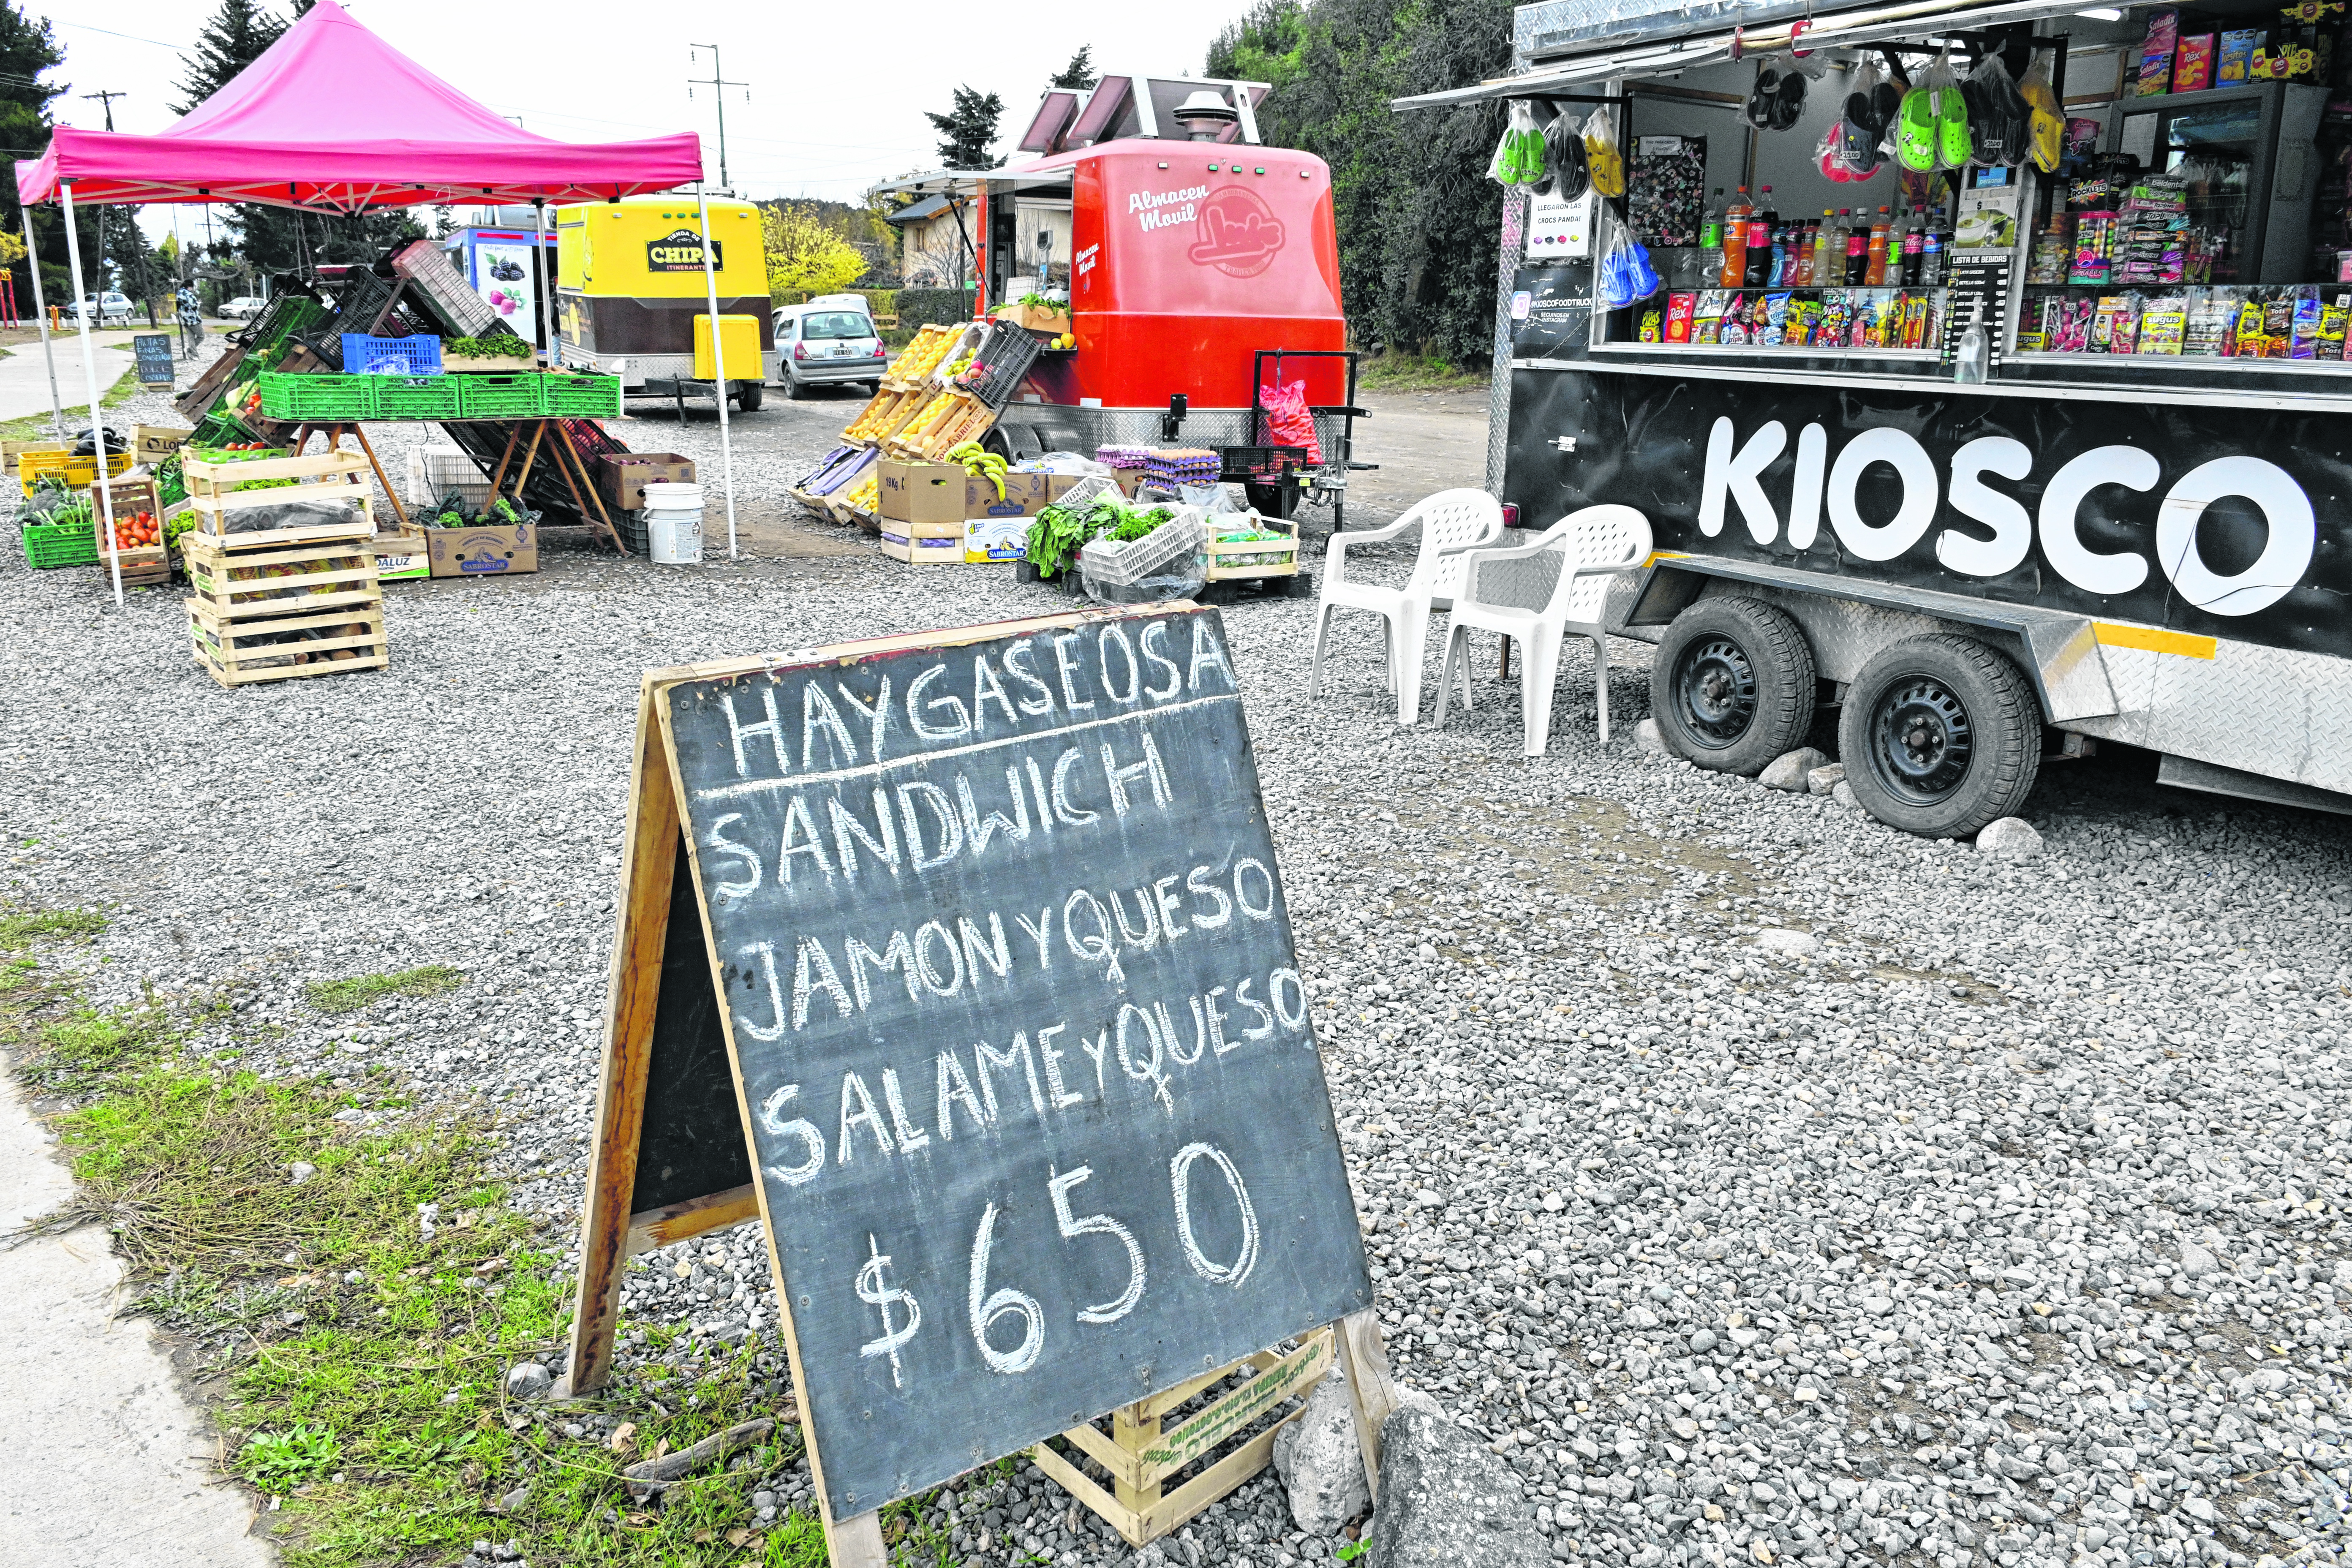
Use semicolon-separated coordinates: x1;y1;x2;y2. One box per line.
2173;33;2216;90
879;458;965;524
966;512;1029;563
999;302;1071;335
427;523;538;577
880;517;966;564
595;451;695;511
135;425;195;462
966;471;1054;519
373;527;429;582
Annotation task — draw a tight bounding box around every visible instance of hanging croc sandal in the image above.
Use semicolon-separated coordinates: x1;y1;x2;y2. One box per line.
1938;80;1974;169
1897;84;1938;172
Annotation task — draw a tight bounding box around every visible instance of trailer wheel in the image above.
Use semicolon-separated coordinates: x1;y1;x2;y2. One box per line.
1838;634;2042;838
1650;597;1815;775
734;381;765;411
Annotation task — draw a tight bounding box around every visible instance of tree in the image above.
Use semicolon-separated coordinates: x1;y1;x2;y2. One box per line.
1212;0;1513;366
177;0;316;279
1050;47;1098;90
0;3;66;309
926;85;1004;170
762;203;868;297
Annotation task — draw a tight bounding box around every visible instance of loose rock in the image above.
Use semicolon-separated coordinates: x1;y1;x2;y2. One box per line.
503;1362;552;1402
1758;748;1827;792
1806;761;1845;795
1632;718;1669;756
1365;1391;1546;1568
1976;816;2044;858
1272;1363;1368;1535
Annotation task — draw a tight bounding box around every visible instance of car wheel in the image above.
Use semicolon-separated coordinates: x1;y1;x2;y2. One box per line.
1649;597;1816;775
782;371;806;401
1838;634;2042;839
735;381;765;411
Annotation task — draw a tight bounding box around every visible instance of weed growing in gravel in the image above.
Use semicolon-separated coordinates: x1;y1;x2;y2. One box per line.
0;906;108;948
3;910;954;1567
305;964;466;1015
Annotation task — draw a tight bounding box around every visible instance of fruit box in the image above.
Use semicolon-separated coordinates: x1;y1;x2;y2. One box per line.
878;458;966;525
999;302;1072;335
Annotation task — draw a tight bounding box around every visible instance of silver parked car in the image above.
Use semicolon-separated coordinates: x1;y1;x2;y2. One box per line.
219;296;269;321
66;291;134;327
773;302;887;398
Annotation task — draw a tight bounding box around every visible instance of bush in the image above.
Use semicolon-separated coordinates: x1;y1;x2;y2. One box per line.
896;289;979;330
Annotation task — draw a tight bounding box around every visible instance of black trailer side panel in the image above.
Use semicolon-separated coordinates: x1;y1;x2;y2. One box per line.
1503;366;2352;659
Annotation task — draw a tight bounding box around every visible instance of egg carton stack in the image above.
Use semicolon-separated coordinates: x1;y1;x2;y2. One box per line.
1144;448;1220;488
1095;445;1153;473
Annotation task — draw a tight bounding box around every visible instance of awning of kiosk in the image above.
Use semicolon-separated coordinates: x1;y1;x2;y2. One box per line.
869;167;1079;199
1391;0;2115;110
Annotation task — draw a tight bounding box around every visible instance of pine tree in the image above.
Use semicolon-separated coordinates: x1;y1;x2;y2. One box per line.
926;86;1004;170
177;0;315;280
1050;47;1098;90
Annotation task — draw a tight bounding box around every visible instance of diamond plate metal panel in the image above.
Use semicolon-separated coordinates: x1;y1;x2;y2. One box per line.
2072;639;2352;796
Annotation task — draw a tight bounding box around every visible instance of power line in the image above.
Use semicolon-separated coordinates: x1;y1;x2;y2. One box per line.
687;44;747;191
46;19;190;50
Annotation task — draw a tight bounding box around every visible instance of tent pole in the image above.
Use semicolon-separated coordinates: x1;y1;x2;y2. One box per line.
695;182;737;562
534;199;557;363
61;183;123;610
21;209;66;440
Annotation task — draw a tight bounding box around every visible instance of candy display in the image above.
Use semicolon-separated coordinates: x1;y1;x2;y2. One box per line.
2020;284;2352;359
1648;288;1944;351
1627;135;1707;249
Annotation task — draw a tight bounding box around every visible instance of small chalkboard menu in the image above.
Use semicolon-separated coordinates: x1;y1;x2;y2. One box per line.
133;332;175;387
567;606;1381;1561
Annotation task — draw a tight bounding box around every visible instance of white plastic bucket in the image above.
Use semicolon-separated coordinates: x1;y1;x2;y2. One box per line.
648;507;702;565
642;481;705;509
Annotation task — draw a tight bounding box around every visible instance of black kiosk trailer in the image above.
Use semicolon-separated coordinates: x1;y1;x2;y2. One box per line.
1397;0;2352;837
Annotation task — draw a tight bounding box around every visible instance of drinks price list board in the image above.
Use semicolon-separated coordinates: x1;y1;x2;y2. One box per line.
565;606;1394;1560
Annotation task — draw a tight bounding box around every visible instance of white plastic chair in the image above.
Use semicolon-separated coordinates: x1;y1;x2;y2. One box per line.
1308;488;1505;724
1435;504;1653;756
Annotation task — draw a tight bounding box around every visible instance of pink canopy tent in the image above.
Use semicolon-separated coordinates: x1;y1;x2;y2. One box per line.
14;0;702;210
15;0;742;600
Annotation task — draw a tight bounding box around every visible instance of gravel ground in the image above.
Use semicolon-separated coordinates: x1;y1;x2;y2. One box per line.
3;351;2349;1568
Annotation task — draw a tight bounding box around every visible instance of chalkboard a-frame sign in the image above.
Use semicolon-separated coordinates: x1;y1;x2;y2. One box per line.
565;605;1400;1562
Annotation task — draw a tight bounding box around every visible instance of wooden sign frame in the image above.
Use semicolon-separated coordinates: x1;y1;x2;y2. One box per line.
562;610;1402;1561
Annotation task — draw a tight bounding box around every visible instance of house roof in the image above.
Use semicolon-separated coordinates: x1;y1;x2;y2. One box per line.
883;195;952;224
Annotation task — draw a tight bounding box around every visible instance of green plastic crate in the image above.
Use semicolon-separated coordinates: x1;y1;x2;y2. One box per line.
258;371;378;422
22;517;99;569
375;376;463;421
542;374;622;419
455;373;547;419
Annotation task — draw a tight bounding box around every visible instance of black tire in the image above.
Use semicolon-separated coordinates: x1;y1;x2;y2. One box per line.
1650;597;1816;775
781;372;807;401
735;381;765;411
1838;634;2042;838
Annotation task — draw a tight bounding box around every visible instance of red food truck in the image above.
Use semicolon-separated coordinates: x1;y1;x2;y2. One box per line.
870;74;1370;521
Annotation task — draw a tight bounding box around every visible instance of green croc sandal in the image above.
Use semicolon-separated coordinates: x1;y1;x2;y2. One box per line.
1897;84;1938;172
1938;82;1974;169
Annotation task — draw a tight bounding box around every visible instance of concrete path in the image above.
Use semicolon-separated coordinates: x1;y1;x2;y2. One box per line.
0;330;139;425
0;1063;274;1567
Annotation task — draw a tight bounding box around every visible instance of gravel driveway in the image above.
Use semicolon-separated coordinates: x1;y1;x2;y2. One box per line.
3;358;2347;1568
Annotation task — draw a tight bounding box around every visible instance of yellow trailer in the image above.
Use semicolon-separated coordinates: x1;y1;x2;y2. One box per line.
553;196;777;410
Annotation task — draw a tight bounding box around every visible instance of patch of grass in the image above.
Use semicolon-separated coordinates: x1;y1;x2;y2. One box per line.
0;905;108;950
0;365;142;442
305;964;465;1016
1356;349;1488;392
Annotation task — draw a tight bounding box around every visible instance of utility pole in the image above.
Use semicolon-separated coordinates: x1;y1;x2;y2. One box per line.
81;92;127;306
687;46;746;193
82;89;124;131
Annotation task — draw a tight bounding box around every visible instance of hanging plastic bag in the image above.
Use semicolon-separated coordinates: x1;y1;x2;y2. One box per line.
2019;54;2065;173
1596;223;1661;311
1489;101;1546;187
1536;108;1589;201
1817;120;1858;184
1963;53;2030;168
1582;108;1625;198
1259;379;1323;465
1838;57;1896;177
1927;49;1973;172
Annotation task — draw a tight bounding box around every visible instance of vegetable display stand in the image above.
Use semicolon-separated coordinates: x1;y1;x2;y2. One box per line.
256;370;380;422
542;373;624;419
19;449;132;498
1204;513;1302;582
184;450;377;547
455;374;548;419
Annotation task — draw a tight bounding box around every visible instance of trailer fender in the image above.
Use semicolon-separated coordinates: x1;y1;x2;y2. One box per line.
1619;555;2118;724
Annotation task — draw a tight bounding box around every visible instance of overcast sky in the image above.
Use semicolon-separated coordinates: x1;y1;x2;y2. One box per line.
41;0;1238;239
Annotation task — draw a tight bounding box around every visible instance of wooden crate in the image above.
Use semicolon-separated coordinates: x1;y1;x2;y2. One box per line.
90;477;170;587
1204;512;1302;582
839;387;923;444
181;531;384;621
188;599;388;687
183;449;375;547
134;424;195;462
1030;1330;1334;1546
3;438;67;474
884;390;996;460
